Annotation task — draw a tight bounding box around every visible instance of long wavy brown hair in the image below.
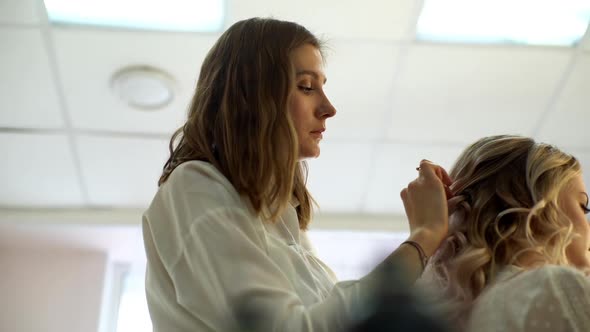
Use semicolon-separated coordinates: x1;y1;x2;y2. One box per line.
159;18;322;229
428;135;580;328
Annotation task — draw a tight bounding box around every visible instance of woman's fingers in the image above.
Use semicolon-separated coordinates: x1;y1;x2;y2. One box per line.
417;160;453;198
438;166;453;187
401;159;454;253
418;160;452;185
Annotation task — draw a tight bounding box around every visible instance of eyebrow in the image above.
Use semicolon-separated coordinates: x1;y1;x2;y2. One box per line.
296;70;327;84
582;192;589;206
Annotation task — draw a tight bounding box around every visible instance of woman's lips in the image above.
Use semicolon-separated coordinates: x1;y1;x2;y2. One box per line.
310;129;324;139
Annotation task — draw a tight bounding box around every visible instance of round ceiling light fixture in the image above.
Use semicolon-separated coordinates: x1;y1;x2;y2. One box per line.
110;65;177;110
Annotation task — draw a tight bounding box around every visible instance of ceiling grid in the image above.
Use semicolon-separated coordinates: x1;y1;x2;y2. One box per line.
358;0;427;212
35;0;91;204
0;0;588;216
530;23;590;139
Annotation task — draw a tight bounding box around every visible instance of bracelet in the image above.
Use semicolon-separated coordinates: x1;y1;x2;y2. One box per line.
401;240;429;271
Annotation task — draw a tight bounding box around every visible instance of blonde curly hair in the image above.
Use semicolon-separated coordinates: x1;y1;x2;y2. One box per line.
428;135;581;328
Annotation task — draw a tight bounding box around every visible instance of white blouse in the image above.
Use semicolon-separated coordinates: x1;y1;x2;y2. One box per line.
142;161;375;331
466;265;590;332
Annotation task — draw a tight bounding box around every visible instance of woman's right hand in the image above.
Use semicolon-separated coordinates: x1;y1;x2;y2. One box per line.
400;160;454;257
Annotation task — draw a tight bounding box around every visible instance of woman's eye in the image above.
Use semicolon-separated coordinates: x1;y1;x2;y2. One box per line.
581;204;590;214
298;85;314;93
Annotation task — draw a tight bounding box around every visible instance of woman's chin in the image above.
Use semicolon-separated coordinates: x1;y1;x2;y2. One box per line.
298;147;321;160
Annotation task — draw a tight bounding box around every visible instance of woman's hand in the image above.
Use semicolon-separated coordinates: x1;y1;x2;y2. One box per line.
400;160;454;257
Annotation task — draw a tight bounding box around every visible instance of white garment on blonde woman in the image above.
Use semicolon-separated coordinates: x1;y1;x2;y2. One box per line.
142;161;376;332
466;265;590;332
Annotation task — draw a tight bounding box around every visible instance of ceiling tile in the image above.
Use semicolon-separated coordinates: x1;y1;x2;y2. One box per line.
53;28;218;134
0;28;64;129
226;0;418;41
0;0;40;25
364;142;465;214
0;132;84;206
306;142;374;213
323;41;400;141
536;54;590;149
386;44;572;144
76;135;169;207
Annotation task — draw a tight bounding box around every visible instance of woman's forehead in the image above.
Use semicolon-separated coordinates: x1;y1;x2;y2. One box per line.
292;45;326;82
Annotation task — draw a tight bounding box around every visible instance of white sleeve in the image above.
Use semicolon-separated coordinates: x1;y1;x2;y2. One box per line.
522;267;590;332
169;207;375;332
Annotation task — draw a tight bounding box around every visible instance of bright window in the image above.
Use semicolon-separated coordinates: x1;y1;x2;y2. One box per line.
417;0;590;46
115;267;152;332
43;0;224;32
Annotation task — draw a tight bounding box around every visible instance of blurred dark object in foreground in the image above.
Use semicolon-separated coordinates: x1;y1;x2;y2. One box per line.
347;262;450;332
235;262;450;332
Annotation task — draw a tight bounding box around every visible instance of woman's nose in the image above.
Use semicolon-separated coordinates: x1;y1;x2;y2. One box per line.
319;94;336;118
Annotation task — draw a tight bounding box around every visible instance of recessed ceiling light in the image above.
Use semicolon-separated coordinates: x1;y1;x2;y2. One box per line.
43;0;224;32
110;66;176;111
417;0;590;46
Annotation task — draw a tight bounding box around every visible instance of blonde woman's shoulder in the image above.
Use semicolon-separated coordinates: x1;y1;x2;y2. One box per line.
528;264;588;278
467;265;590;332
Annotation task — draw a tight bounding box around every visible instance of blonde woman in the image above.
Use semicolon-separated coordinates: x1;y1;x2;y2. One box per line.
417;135;590;331
142;18;452;331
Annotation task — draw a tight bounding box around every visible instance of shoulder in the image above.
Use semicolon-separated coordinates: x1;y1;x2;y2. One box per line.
145;160;254;229
144;161;264;266
158;161;244;208
527;265;590;301
491;265;590;297
522;265;589;286
468;266;590;331
519;266;590;329
492;265;590;313
165;161;237;197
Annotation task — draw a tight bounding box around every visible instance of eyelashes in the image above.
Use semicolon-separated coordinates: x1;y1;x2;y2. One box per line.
581;204;590;215
298;86;314;94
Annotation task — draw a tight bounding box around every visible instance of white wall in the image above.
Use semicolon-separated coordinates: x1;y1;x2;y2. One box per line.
0;249;108;332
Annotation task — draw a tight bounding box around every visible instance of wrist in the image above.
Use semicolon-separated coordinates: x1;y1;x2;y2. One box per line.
407;228;444;257
401;240;429;271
